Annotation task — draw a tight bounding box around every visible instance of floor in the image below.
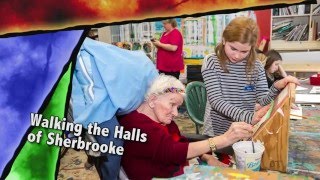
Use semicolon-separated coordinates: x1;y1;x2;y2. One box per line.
58;111;196;180
58;148;100;180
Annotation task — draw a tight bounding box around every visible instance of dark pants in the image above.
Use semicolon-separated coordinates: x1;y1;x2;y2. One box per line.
94;116;124;180
159;70;180;79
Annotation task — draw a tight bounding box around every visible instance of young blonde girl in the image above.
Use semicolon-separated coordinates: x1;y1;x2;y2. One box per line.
202;17;299;136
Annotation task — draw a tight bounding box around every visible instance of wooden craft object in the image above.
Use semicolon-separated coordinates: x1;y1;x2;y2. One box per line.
253;83;296;172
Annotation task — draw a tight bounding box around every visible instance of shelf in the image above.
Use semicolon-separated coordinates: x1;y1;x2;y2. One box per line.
282;63;320;72
270;40;320;51
270;3;320;52
184;57;203;60
273;14;310;18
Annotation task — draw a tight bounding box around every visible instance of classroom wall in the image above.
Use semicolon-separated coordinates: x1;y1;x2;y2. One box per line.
280;51;320;64
97;27;112;43
255;9;271;50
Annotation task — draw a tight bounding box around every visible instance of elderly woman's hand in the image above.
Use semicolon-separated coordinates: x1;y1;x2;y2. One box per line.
222;122;253;146
274;75;300;90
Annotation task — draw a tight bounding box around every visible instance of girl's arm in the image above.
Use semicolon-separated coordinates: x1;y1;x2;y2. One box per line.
256;65;299;106
278;64;287;77
256;64;280;106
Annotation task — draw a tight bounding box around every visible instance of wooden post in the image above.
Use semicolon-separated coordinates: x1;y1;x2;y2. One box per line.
253;83;295;172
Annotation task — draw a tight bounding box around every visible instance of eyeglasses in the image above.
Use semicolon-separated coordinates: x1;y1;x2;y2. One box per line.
163;87;185;94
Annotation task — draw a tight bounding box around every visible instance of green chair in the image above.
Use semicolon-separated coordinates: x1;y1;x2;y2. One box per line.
185;81;207;134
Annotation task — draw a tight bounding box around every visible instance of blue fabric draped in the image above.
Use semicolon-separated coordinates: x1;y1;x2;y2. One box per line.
72;38;158;128
71;38;158;179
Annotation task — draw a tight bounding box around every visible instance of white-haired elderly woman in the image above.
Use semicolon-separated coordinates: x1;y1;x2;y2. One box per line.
119;75;254;180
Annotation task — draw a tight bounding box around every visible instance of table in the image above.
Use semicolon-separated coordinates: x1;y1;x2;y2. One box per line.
183;81;320;178
165;165;313;179
287;81;320;178
181;79;320;178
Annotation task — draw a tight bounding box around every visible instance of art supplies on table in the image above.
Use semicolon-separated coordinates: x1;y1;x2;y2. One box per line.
309;86;320;94
165;165;313;180
290;106;303;120
310;73;320;85
296;86;308;91
295;94;320;104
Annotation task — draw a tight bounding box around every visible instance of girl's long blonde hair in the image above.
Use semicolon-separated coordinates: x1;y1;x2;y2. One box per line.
215;17;259;81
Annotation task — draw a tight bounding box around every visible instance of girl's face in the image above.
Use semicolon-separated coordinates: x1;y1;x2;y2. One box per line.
224;41;251;63
268;60;281;74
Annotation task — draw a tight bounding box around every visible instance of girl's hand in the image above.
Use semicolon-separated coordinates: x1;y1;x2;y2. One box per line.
255;103;262;111
252;104;270;125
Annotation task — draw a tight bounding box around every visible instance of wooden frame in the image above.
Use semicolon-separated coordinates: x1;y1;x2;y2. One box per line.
252;83;296;172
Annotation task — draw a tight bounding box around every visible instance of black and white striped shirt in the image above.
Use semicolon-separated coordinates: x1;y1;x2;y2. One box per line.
202;54;279;136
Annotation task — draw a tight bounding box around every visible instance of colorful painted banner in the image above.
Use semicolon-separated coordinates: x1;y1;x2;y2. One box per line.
0;0;315;179
0;0;314;35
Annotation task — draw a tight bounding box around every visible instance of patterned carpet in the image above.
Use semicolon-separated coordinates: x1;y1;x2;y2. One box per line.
58;111;196;180
58;149;100;180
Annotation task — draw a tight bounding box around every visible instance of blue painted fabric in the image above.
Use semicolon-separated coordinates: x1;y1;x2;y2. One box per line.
72;38;158;128
0;30;83;175
71;38;158;179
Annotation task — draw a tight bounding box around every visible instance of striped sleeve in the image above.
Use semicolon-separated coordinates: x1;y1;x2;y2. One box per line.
255;63;280;106
202;58;254;124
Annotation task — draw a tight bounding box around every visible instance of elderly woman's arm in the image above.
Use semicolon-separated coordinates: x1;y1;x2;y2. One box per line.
186;122;253;159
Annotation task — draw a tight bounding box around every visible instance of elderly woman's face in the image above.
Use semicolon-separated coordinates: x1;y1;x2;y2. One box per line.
152;93;184;125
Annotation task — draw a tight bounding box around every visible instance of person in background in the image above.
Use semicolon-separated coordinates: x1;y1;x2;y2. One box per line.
119;75;255;180
202;17;299;137
255;48;267;65
152;19;184;79
264;49;287;88
255;49;297;111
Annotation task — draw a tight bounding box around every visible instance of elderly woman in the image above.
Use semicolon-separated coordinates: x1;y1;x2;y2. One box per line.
119;75;254;179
